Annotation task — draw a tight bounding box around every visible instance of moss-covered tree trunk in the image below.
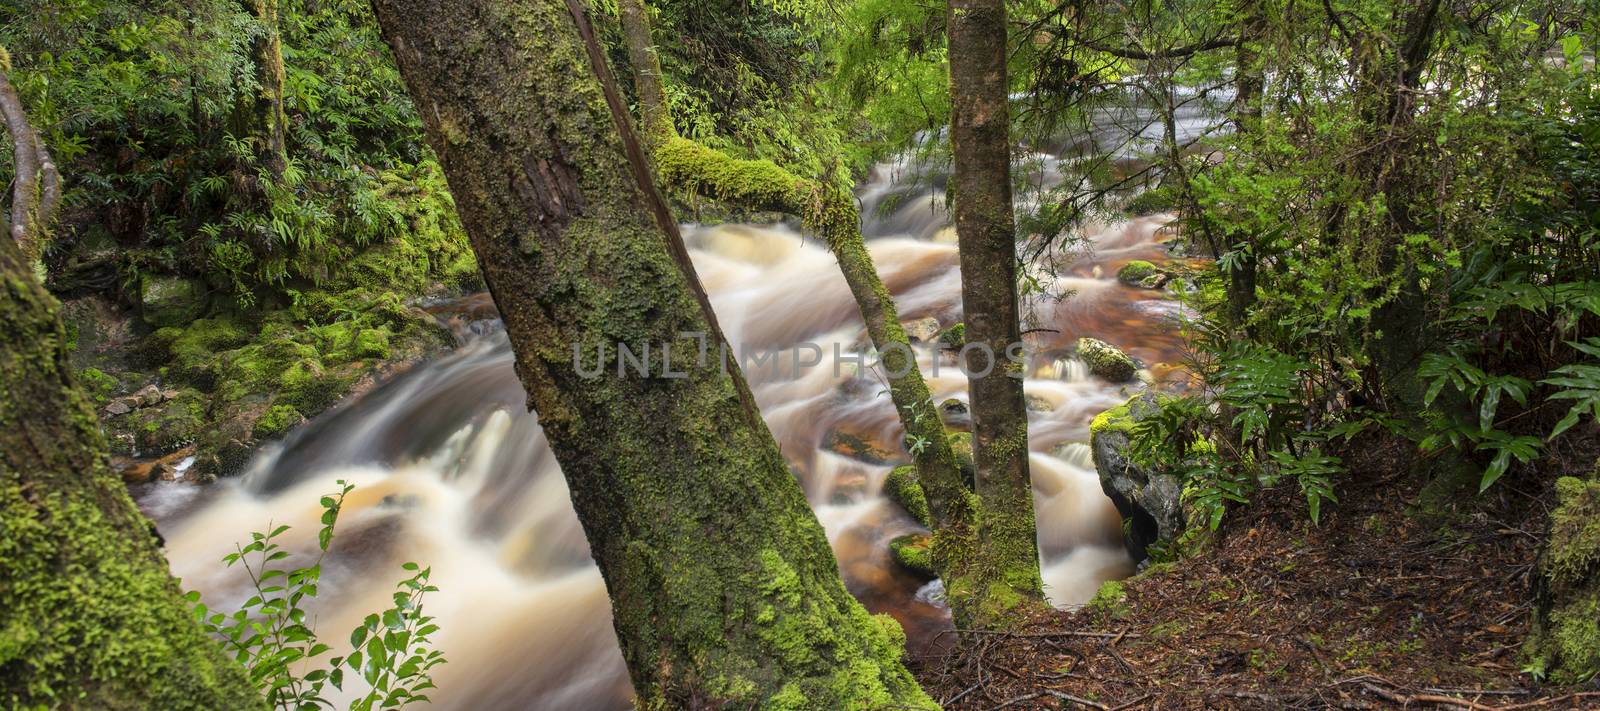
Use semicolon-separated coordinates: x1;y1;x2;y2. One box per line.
0;76;261;706
367;0;934;706
943;0;1045;627
615;0;969;530
0;47;60;265
235;0;288;177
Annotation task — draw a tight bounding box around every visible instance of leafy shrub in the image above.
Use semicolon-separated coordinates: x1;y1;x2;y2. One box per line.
187;481;445;710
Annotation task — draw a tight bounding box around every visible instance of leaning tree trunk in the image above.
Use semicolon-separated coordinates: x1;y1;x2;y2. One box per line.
615;0;969;530
0;52;262;708
945;0;1045;627
367;0;934;706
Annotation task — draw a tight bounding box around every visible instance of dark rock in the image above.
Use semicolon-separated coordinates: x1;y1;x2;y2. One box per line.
1091;392;1184;563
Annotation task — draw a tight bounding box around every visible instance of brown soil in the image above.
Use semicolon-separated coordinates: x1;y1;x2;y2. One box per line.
911;436;1600;710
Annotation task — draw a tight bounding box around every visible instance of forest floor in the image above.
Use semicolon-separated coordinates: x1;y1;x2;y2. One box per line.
912;435;1600;710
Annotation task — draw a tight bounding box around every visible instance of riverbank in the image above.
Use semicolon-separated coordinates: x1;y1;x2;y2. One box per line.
913;432;1600;709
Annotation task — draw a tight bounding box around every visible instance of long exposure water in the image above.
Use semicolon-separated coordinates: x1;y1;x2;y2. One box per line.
137;151;1195;708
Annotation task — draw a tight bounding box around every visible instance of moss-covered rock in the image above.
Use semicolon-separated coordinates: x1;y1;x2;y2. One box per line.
1525;474;1600;684
889;533;936;578
252;404;305;440
1092;392;1185;563
1116;260;1159;286
139;275;207;329
884;465;931;527
1076;337;1137;383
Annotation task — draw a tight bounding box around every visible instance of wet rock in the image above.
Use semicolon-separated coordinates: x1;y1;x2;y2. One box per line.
889;533;936;579
139;275;206;329
1076;337;1137;382
1025;394;1053;412
884;465;931;527
901;317;942;344
1091;392;1184;563
821;425;900;465
937;398;970;428
105;400;132;417
1116;260;1160;287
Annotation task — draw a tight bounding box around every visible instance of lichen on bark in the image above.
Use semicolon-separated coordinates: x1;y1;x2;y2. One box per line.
366;0;934;705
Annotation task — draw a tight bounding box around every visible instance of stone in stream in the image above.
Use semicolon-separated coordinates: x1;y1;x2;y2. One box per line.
937;398;970;428
1076;337;1138;382
900;316;942;344
1091;392;1186;563
888;533;936;579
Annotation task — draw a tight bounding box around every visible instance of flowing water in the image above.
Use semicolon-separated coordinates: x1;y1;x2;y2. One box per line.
137;154;1195;709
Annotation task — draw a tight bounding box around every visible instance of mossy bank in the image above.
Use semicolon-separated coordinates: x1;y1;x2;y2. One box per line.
61;163;479;481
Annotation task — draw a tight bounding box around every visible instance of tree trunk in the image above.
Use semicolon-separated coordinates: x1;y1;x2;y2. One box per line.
0;150;261;710
1224;0;1265;326
945;0;1045;627
236;0;288;178
367;0;934;706
616;0;969;531
0;48;61;263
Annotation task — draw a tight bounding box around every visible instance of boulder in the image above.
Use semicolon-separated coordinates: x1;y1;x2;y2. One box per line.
1076;337;1137;382
1091;392;1184;563
889;533;936;579
139;275;206;329
900;317;942;344
1524;473;1600;684
1115;260;1159;286
937;398;970;428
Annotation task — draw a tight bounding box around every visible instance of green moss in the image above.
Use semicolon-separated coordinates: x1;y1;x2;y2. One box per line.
1116;260;1158;285
252;404;304;439
884;465;931;527
1076;337;1137;382
77;367;118;404
1524;476;1600;684
129;389;206;455
888;534;935;578
1090;400;1136;435
939;322;965;348
1087;579;1130;620
0;482;262;710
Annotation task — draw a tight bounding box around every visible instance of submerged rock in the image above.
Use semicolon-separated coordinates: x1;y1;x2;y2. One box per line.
1076;337;1137;382
1091;393;1184;563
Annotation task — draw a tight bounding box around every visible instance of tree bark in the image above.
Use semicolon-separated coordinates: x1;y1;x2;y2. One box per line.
0;48;61;263
1225;0;1265;326
616;0;969;532
945;0;1045;627
0;181;261;709
236;0;288;178
366;0;935;706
